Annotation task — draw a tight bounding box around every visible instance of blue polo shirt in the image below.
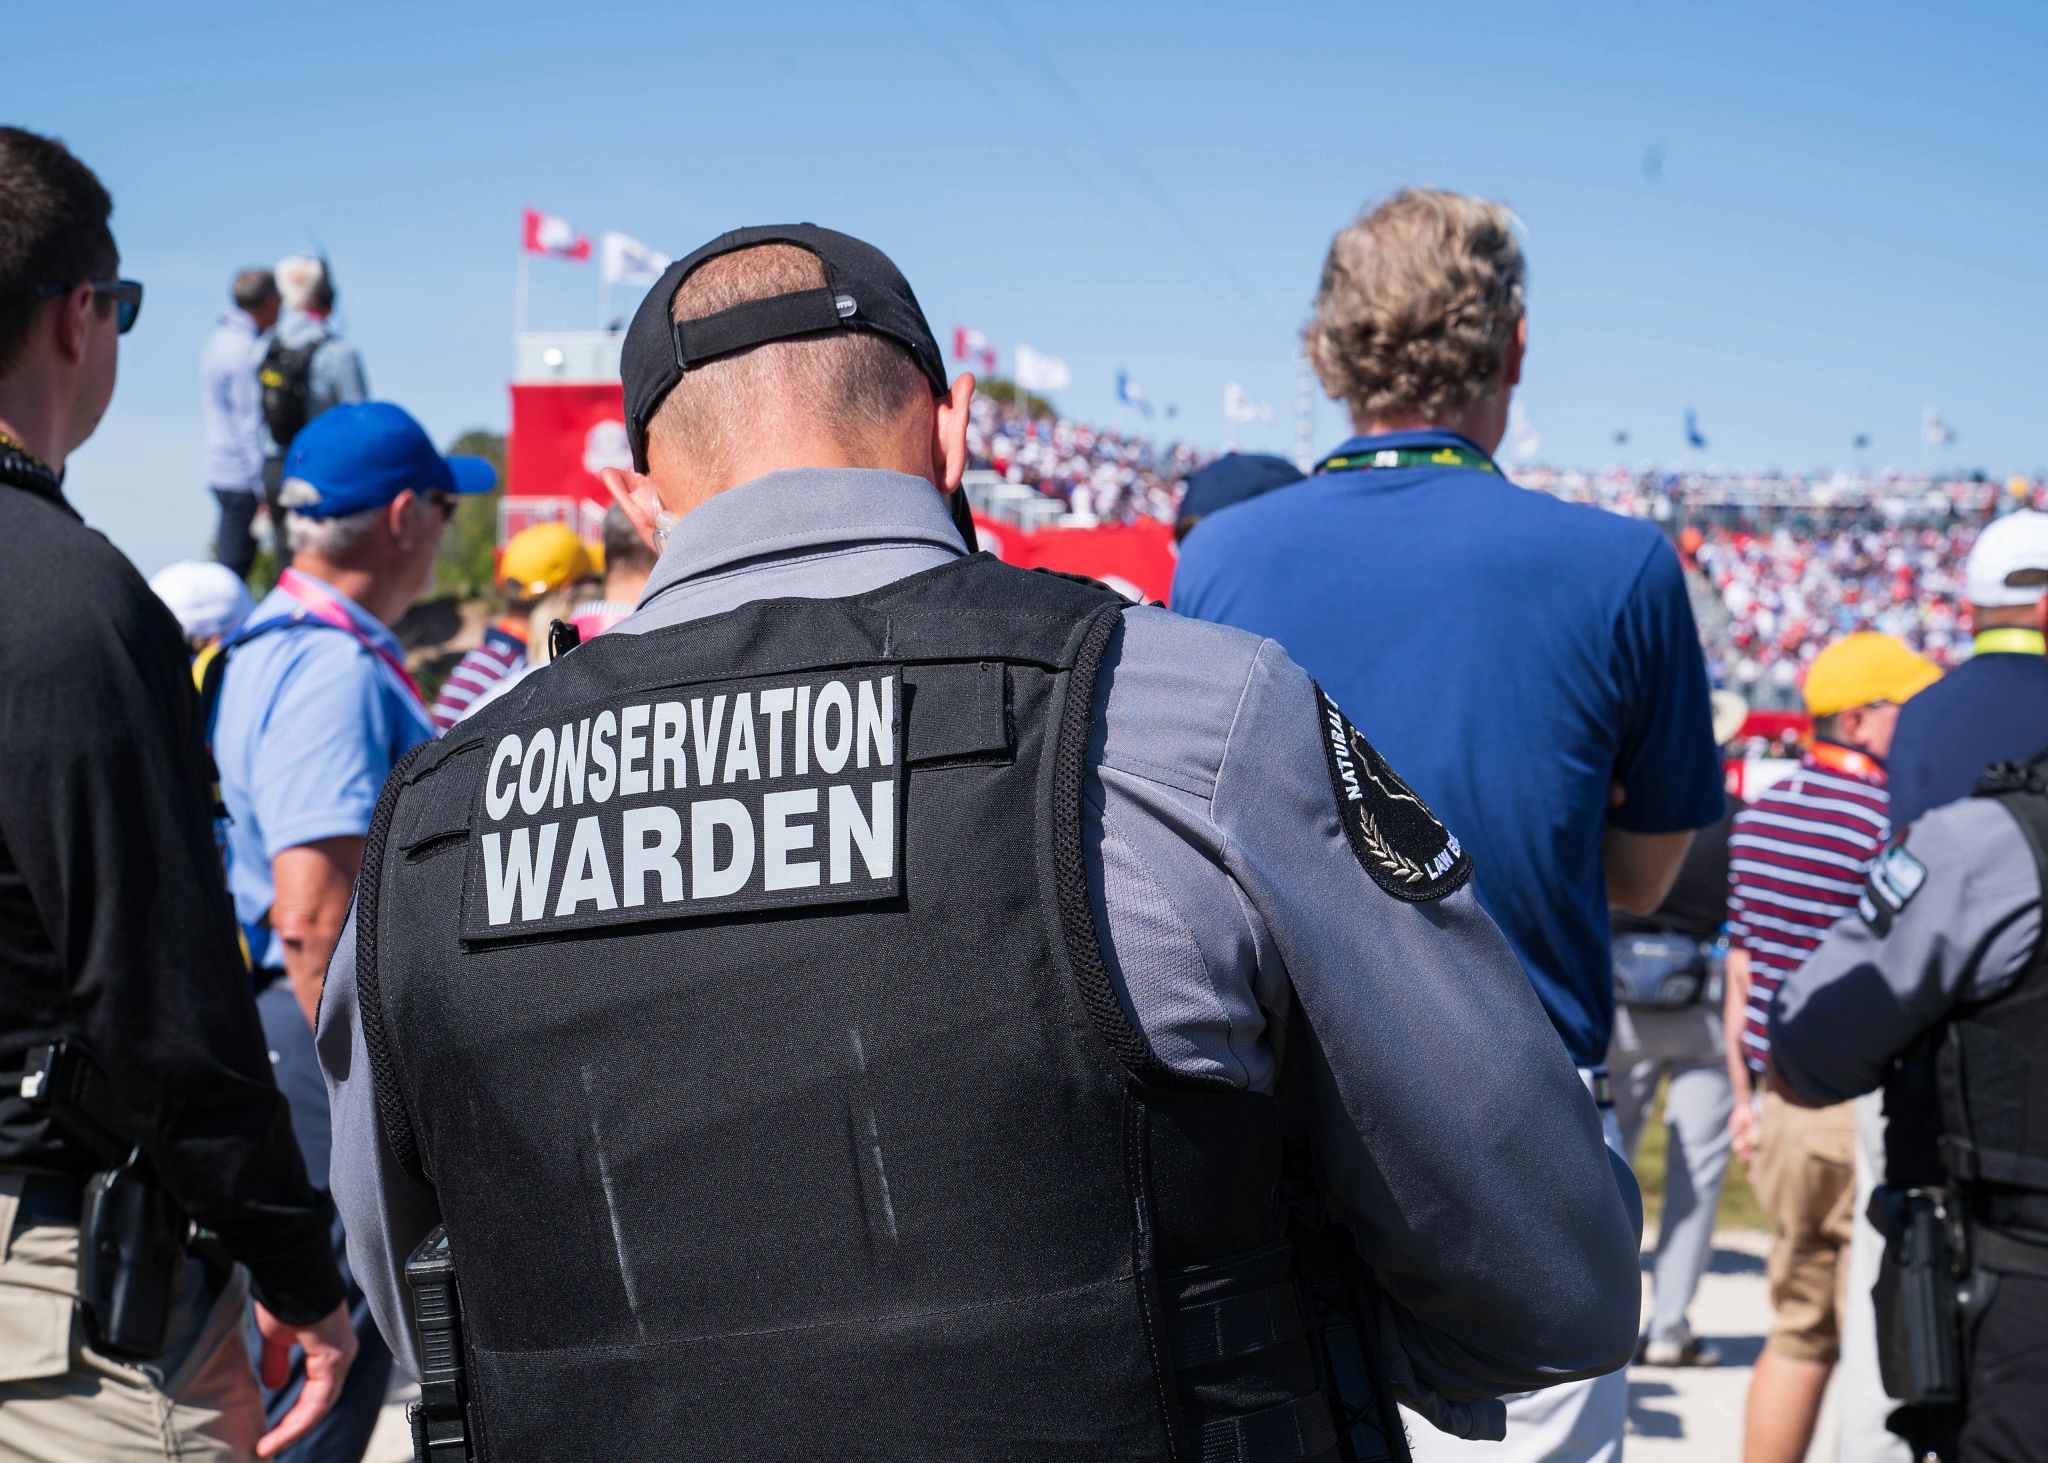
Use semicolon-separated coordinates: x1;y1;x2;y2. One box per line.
1888;631;2048;828
1172;429;1723;1066
213;573;433;969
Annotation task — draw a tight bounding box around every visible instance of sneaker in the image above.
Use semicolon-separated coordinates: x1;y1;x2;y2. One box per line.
1636;1330;1723;1367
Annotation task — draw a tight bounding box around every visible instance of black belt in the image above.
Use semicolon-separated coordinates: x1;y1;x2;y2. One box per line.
7;1172;85;1231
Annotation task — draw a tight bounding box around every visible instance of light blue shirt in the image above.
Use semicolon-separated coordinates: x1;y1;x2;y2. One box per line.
214;572;431;968
199;310;266;491
258;310;369;458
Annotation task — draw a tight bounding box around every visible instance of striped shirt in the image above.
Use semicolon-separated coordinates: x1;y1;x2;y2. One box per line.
429;622;526;733
1727;742;1891;1070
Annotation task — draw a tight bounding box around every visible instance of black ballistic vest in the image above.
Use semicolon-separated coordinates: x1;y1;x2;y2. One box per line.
357;556;1345;1461
1937;755;2048;1247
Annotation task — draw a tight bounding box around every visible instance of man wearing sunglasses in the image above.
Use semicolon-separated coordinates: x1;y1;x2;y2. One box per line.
0;125;359;1457
206;400;490;1460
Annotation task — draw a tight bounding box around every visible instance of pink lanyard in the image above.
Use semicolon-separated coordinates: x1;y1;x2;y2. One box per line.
278;568;426;707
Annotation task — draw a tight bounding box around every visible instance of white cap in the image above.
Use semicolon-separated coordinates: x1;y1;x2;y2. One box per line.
1966;511;2048;608
274;254;327;312
148;560;254;642
1710;689;1749;748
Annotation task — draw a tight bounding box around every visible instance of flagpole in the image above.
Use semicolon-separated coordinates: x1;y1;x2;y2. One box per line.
515;250;529;342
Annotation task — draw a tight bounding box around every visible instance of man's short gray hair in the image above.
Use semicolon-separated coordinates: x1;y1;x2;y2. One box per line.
278;476;380;559
1307;188;1525;426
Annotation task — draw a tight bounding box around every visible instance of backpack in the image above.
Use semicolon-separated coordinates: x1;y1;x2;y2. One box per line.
257;334;324;449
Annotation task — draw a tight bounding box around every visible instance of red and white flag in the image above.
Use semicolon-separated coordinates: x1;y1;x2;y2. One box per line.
523;208;592;262
952;325;996;375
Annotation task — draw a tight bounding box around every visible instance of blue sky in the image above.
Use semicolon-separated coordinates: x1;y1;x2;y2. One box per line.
15;0;2044;575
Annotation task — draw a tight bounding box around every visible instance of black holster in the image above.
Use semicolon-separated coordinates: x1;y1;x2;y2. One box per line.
78;1150;188;1360
406;1225;480;1463
1870;1185;1963;1406
20;1041;189;1361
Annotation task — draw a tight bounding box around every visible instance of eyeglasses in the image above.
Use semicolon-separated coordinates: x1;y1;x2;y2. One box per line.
34;279;144;334
429;493;460;521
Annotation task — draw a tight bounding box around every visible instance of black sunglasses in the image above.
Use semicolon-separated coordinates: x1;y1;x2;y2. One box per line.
35;279;144;334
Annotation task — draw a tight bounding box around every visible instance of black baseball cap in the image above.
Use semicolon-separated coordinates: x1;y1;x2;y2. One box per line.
621;223;951;472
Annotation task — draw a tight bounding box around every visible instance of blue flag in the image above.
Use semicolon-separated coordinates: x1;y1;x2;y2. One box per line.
1684;407;1707;449
1116;369;1155;418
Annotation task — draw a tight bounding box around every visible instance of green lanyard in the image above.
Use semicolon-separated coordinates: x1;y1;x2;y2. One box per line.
1318;443;1500;476
1976;628;2046;657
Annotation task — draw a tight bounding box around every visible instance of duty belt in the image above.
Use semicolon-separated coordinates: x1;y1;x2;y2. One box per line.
1940;1134;2048;1191
1970;1227;2048;1278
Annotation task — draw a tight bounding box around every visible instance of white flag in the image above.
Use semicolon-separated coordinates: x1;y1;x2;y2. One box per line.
601;232;670;287
1922;406;1956;446
1014;344;1072;393
1223;382;1272;424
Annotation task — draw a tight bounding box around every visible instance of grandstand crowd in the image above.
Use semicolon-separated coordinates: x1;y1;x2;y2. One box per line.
967;385;2041;710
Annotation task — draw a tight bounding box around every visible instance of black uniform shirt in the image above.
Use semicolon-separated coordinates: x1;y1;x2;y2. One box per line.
0;453;343;1324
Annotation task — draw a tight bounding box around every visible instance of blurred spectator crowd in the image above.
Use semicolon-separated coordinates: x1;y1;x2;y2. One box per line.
970;384;2041;713
967;391;1203;523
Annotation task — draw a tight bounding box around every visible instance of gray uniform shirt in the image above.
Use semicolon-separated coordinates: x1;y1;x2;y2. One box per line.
319;468;1640;1424
1771;793;2044;1106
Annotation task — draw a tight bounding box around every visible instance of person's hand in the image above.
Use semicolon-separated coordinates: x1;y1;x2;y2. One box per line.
253;1301;357;1459
1729;1093;1761;1168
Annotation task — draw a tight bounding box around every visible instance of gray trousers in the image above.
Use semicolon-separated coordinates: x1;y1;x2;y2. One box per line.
1610;1002;1734;1345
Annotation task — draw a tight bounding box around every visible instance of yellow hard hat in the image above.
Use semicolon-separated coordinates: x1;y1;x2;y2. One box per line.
1803;632;1942;717
499;523;592;598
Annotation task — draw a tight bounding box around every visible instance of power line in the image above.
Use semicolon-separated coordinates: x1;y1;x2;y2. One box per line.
976;2;1278;326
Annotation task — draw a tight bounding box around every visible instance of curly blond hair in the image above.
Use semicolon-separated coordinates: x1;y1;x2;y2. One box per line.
1306;189;1525;426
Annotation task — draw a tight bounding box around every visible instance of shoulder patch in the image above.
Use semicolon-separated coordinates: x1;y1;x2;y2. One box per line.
1857;839;1927;937
1315;685;1471;902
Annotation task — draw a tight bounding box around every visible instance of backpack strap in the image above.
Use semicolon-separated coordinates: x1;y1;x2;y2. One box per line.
194;613;356;974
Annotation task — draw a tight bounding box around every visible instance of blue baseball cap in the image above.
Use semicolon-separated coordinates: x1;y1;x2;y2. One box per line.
281;402;496;520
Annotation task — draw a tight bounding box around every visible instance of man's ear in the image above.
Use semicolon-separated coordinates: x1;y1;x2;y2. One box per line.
387;489;421;547
600;467;662;554
52;283;94;364
1503;314;1528;389
932;372;976;494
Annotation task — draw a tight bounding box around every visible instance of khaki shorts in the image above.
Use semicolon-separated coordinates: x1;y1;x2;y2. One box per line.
1754;1091;1857;1363
0;1173;264;1460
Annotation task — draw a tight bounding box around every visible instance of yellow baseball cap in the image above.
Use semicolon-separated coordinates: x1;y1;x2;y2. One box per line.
1803;632;1942;717
499;523;593;598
